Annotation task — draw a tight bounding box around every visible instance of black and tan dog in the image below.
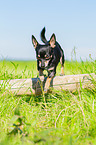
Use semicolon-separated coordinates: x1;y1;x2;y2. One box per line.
32;27;65;93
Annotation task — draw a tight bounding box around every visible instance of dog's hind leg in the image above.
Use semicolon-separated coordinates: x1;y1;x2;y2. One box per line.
60;53;65;76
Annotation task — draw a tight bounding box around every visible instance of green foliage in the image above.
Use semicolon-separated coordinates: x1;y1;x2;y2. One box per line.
0;59;96;144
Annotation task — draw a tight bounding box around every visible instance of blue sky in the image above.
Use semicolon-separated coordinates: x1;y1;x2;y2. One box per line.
0;0;96;61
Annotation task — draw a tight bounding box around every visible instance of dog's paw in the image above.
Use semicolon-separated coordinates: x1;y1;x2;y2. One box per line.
44;88;48;94
39;76;44;82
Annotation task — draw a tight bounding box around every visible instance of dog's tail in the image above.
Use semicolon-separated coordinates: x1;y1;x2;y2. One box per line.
40;27;47;43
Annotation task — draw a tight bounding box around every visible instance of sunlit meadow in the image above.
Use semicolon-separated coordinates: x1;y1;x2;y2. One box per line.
0;57;96;145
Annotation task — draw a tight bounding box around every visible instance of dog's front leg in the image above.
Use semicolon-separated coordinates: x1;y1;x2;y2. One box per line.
39;69;44;81
44;70;55;93
44;77;52;93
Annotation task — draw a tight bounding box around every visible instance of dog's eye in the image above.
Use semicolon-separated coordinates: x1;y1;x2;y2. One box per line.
45;55;50;59
45;54;50;58
45;55;49;58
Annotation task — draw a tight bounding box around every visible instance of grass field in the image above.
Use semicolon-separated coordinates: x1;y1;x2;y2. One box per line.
0;59;96;145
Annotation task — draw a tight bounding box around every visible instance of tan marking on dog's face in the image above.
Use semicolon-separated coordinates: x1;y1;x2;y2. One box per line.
39;61;41;67
39;60;49;68
45;60;50;67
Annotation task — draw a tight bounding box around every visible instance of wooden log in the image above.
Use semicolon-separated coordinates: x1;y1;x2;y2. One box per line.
0;73;95;95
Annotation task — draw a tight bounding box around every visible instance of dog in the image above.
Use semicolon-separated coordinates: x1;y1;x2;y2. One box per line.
32;27;65;93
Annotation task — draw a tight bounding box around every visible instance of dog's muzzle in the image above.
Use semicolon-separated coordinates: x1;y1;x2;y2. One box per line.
38;55;53;69
39;59;50;68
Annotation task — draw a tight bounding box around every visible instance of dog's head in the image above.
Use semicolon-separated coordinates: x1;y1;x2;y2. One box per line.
32;34;56;69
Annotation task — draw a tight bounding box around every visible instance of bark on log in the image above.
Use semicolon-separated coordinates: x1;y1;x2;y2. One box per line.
0;73;95;95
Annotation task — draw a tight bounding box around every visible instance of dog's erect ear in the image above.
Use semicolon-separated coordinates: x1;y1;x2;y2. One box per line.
49;33;56;48
32;35;39;49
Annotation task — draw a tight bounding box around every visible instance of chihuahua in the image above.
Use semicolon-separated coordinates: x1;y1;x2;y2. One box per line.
32;27;65;93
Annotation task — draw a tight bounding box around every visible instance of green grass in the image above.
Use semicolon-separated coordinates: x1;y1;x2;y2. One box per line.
0;59;96;145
